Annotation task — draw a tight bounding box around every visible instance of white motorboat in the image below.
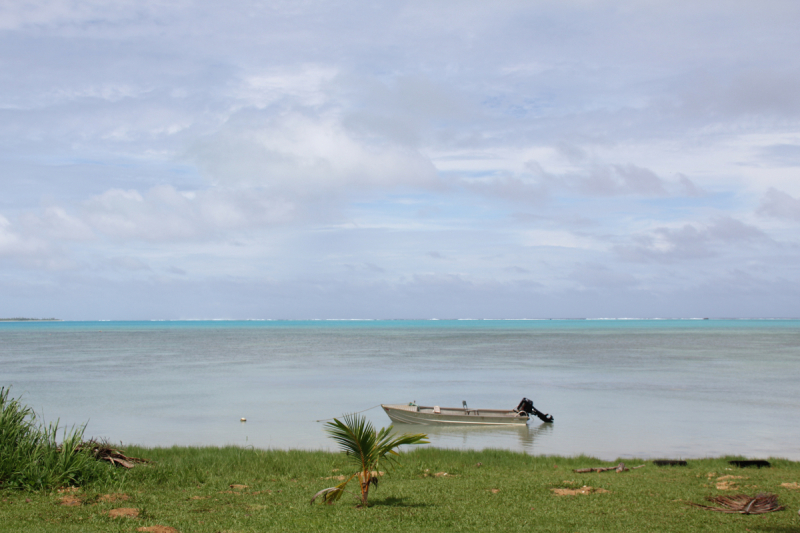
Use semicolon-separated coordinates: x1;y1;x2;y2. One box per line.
382;398;553;426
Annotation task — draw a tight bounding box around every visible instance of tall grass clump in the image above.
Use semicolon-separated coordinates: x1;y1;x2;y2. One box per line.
0;387;112;491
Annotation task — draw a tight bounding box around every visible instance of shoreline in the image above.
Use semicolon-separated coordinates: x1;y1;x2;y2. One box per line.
0;318;60;321
115;443;800;462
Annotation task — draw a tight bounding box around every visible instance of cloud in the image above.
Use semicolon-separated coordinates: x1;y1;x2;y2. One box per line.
460;174;549;204
523;229;604;251
676;173;705;197
343;262;385;274
109;256;151;271
0;0;146;30
2;1;800;318
233;66;338;111
0;213;78;270
460;160;700;204
615;217;771;263
19;207;94;241
81;185;298;241
0;215;49;257
675;67;800;121
339;73;478;147
190;111;440;196
575;164;669;196
757;188;800;221
569;263;638;290
166;265;187;275
757;144;800;167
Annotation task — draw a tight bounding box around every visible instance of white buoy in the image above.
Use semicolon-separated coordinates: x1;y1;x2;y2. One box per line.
240;417;247;422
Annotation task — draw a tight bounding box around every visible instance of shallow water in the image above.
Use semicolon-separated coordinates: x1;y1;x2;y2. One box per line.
2;319;798;460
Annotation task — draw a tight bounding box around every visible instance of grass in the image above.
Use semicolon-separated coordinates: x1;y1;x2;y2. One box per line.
1;446;799;532
0;388;112;491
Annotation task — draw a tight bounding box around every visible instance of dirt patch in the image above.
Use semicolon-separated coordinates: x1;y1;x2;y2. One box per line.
490;489;500;494
551;485;610;496
190;496;210;500
57;487;80;493
780;482;800;490
716;475;745;490
421;470;453;478
323;475;347;481
99;493;130;502
59;495;82;507
229;484;248;490
137;527;179;533
108;507;139;518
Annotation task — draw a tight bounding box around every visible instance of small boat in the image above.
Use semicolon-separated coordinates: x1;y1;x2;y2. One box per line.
382;398;553;426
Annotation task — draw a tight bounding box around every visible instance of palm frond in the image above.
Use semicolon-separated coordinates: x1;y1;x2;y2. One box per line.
310;472;357;505
310;486;343;505
373;426;429;469
689;493;784;514
325;414;378;470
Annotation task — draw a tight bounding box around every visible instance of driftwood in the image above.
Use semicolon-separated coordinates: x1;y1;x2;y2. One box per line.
688;493;783;514
77;440;148;468
573;462;645;473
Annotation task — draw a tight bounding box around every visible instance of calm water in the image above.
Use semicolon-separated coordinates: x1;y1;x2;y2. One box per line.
1;319;798;460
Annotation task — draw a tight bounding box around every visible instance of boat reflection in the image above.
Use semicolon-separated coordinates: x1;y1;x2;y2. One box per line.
390;421;554;453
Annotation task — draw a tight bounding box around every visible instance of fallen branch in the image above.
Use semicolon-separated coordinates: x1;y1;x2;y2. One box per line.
76;440;149;468
573;462;645;473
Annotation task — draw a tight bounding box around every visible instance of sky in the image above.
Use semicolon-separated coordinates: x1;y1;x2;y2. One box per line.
2;0;800;319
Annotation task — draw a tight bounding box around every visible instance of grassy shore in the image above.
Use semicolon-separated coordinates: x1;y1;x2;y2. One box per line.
1;447;799;532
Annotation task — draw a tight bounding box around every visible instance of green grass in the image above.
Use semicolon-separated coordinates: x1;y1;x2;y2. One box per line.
0;388;112;491
1;446;799;532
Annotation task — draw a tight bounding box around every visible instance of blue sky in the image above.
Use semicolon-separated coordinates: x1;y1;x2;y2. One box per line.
2;0;800;319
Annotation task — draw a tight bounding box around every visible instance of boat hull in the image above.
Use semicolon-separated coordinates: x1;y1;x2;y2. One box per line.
382;404;529;426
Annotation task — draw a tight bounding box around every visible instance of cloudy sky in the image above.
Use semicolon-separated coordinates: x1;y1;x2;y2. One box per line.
2;1;800;319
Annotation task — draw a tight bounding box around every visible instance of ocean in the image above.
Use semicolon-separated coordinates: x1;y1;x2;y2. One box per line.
1;319;798;460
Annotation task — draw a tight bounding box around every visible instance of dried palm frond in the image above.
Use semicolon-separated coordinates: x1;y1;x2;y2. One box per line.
688;493;783;514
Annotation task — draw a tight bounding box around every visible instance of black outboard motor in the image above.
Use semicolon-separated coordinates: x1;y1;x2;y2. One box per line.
515;397;554;423
516;397;534;413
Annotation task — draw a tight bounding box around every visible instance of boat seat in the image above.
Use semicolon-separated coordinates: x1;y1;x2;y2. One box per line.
433;405;440;414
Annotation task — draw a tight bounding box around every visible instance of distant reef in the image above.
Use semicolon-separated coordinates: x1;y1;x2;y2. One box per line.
0;318;60;321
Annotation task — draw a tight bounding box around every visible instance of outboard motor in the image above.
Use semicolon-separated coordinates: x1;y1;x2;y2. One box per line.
515;397;554;423
515;397;533;413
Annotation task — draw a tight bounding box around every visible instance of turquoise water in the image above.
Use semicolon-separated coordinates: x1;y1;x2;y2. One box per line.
1;319;798;460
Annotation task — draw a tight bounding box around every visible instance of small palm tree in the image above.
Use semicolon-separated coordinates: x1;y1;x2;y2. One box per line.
311;413;428;506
